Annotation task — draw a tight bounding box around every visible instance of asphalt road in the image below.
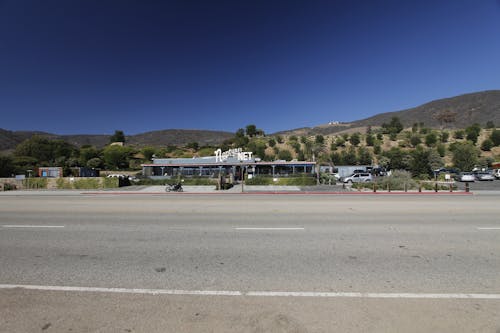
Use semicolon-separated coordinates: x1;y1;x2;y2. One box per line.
1;193;499;332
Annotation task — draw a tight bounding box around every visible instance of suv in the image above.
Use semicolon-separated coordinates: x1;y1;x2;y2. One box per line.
343;173;373;183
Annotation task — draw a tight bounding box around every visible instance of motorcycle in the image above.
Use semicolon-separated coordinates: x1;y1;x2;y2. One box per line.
166;182;183;192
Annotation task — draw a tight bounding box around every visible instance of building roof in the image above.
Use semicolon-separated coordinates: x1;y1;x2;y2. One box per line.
142;157;315;167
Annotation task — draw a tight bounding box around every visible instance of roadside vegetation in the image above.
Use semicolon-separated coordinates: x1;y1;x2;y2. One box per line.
1;121;499;184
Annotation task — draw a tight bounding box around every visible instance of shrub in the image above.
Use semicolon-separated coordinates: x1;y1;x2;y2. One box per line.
23;178;47;189
491;129;500;146
245;175;316;186
73;178;100;189
3;183;17;191
425;132;437;147
410;135;421;147
103;177;119;188
319;173;336;185
56;178;72;189
454;130;465;139
377;170;417;190
440;131;449;143
481;139;493;151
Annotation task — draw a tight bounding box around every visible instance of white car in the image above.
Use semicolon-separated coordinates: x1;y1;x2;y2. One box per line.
475;172;495;181
456;172;475;182
494;169;500;179
343;173;373;183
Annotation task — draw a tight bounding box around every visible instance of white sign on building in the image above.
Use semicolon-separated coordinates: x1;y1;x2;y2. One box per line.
214;148;253;163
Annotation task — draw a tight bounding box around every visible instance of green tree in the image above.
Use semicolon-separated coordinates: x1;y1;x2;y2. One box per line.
14;136;75;165
315;135;325;145
141;146;157;161
490;129;500;146
277;149;293;161
102;145;133;170
349;133;361;146
465;123;481;144
428;149;443;172
341;147;357;165
425;132;437;147
381;116;404;135
335;137;346;147
185;142;199;150
109;130;125;143
410;135;421;147
0;155;16;177
12;156;37;174
86;157;103;169
365;134;375;146
440;131;449;143
247;141;267;159
454;130;465;139
436;143;446;157
411;123;419;133
383;147;410;170
79;146;100;167
235;128;245;137
268;138;276;147
481;139;494;151
234;135;250;147
357;147;372;165
409;147;432;176
290;142;301;154
330;152;342;165
451;142;480;171
245;124;257;137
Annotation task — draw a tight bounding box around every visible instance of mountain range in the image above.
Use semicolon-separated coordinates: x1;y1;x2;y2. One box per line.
278;90;500;136
1;90;499;152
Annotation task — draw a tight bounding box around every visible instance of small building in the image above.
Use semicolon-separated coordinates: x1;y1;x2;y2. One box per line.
141;148;316;180
37;167;63;178
70;167;100;177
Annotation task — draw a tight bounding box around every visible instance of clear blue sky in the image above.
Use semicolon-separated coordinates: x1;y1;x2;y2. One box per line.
1;0;500;135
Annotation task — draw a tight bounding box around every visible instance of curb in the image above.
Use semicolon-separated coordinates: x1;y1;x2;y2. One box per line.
83;191;474;196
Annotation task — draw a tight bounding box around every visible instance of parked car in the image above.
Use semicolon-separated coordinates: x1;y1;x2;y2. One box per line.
343;173;373;183
475;172;495;181
494;169;500;179
456;172;475;182
434;167;459;176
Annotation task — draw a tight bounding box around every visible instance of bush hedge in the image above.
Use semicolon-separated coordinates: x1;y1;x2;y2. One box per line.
245;175;316;186
23;178;47;189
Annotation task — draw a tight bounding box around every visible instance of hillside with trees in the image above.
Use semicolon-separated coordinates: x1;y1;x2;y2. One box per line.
277;90;500;137
1;119;499;180
2;91;500;179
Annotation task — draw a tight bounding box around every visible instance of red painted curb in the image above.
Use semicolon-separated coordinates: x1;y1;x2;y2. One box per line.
84;191;474;196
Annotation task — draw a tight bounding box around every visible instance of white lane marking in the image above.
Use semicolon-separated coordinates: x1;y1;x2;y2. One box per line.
2;225;65;228
234;227;305;231
0;284;240;296
246;291;500;299
477;227;500;230
1;284;499;300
